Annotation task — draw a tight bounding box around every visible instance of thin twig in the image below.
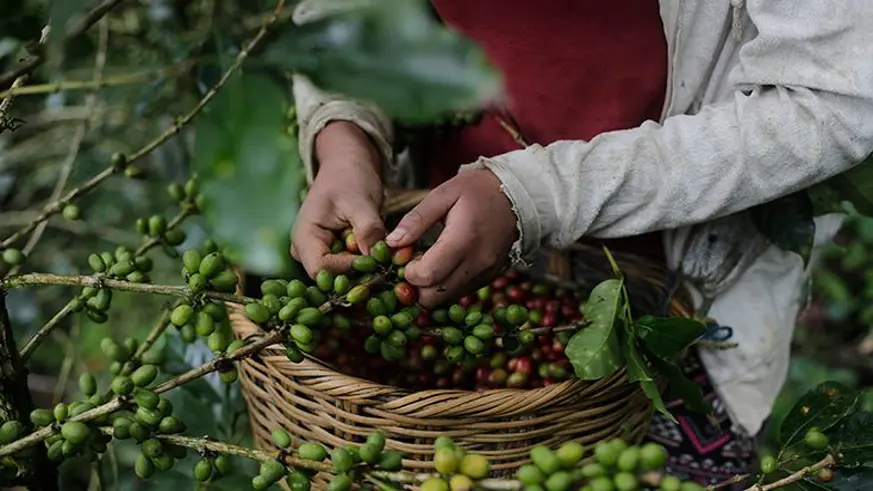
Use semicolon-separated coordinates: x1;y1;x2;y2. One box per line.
15;18;110;272
0;70;173;100
0;0;128;88
0;27;50;121
18;301;75;361
0;0;288;250
1;273;256;304
740;455;834;491
52;317;80;405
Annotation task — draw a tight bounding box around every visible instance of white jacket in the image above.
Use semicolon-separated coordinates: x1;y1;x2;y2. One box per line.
291;0;873;436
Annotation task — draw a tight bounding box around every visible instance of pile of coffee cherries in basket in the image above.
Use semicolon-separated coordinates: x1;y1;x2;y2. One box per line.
245;229;589;391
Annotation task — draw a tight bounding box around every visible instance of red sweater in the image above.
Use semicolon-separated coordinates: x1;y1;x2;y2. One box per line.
423;0;668;260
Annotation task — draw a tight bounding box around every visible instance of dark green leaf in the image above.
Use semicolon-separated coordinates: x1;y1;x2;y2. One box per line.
636;315;708;359
750;191;816;265
645;350;712;416
262;0;499;123
830;412;873;468
194;73;302;276
622;334;674;423
808;154;873;217
48;0;87;68
780;382;859;447
566;279;624;380
799;467;873;491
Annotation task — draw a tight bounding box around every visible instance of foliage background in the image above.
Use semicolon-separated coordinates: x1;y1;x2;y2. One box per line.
1;0;872;489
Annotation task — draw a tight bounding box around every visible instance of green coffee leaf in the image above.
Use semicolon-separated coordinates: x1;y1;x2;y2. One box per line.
636;315;708;359
622;334;672;423
780;381;859;447
829;411;873;468
194;73;302;276
644;349;711;416
800;467;873;491
750;191;816;265
565;279;624;380
262;0;499;123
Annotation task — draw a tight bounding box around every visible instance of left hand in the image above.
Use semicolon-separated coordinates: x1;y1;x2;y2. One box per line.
385;169;518;307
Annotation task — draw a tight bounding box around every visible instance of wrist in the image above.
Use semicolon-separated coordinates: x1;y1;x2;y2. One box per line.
315;121;382;175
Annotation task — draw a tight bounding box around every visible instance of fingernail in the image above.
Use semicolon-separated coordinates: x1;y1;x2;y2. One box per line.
386;228;406;244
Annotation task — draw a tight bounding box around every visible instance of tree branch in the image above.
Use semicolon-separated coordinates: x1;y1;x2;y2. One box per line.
1;273;256;304
0;0;288;250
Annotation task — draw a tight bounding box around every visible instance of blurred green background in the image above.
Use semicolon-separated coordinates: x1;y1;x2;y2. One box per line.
2;0;873;489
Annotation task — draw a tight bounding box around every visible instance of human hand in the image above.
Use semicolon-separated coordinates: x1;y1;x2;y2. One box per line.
386;169;518;307
291;121;386;278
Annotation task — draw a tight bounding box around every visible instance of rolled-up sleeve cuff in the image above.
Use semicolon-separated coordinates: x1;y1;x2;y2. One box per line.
298;100;395;185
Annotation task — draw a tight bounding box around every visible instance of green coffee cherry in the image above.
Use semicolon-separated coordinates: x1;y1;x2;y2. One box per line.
299;442;327;461
0;421;24;444
328;473;353;491
30;409;54;427
135;452;156;479
316;269;334;292
61;421;90;445
332;447;354;472
78;373;97;397
804;429;829;450
272;428;291;448
531;446;561;475
352;256;378;273
199;252;223;279
194;458;213;482
131;364;158;387
459;454;490;479
210;271;238;292
245;303;271;324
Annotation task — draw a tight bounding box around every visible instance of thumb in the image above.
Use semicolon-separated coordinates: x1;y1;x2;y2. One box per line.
386;185;458;248
347;206;386;256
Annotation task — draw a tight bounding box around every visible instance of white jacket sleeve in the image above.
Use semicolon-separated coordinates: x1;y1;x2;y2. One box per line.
460;0;873;265
293;74;395;185
291;1;396;185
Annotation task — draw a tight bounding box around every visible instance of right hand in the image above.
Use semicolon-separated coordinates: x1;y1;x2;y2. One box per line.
291;121;387;279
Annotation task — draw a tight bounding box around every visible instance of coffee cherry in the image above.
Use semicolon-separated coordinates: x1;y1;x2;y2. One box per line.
616;447;640;472
61;421;90;445
219;368;238;383
545;471;573;491
804;429;829;449
131;364;158;387
506;305;528;325
78;373;97;397
135;452;155;479
659;476;681;491
640;442;667;471
613;472;639;491
332;447;354;472
450;474;474;491
434;447;459;474
30;409;54;427
159;416;185;434
373;316;393;335
371;240;391;263
517;464;546;485
316;269;335;292
379;451;403;471
210;270;238;292
472;324;495;340
556;442;584;468
272;428;292;448
531;446;561;475
199;252;223;279
285;345;304;363
463;336;485;355
328;473;353;491
590;477;615;491
346;285;370;304
449;305;466;324
422;478;450;491
817;468;835;483
299;443;328;461
678;482;705;491
333;275;351;295
110;376;133;396
170;305;194;327
392;246;414;266
394;282;418;305
595;442;620;468
245;303;270;324
460;454;490;479
359;443;382;464
353;256;378;273
760;455;776;475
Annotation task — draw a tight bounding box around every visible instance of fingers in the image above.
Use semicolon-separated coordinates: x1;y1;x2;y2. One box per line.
404;226;467;288
417;266;496;308
291;221;356;278
345;205;386;255
386;184;459;248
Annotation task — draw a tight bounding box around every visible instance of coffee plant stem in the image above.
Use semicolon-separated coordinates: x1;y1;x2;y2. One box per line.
0;0;126;88
0;72;165;100
12;20;110;277
0;27;49;124
0;0;288;250
17;206;192;360
1;273;257;304
17;300;76;362
740;454;835;491
133;206;196;256
0;327;287;458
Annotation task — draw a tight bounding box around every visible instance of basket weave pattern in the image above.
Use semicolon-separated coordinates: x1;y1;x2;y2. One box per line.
230;189;691;487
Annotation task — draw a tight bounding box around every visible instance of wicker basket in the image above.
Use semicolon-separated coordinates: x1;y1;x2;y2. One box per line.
229;188;692;488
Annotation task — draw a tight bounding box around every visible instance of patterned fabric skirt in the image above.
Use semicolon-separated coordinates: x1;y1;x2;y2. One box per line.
642;349;758;489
